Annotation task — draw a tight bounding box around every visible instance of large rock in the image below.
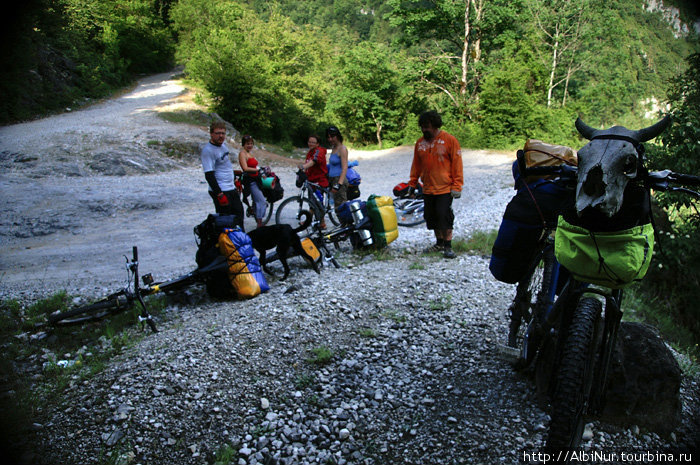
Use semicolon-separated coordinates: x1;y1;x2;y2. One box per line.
601;322;681;434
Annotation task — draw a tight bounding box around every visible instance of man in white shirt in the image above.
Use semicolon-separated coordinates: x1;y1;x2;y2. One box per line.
201;121;244;229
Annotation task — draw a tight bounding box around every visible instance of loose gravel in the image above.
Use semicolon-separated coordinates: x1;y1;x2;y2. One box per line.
1;71;697;465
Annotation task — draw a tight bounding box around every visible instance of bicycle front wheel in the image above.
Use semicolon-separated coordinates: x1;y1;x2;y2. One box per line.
48;293;134;326
545;296;603;452
394;199;425;226
275;196;319;236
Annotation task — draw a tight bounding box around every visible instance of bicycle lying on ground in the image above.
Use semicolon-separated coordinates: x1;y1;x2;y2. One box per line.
394;193;425;227
275;170;340;234
268;199;380;270
47;246;227;332
499;116;700;454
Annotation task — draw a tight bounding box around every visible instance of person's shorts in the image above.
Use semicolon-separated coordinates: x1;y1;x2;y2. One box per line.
423;193;454;231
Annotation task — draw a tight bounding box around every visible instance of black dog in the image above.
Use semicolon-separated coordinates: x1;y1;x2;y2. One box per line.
247;224;320;280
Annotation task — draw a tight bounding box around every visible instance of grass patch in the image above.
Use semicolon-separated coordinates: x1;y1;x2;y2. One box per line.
408;261;424;270
212;442;237;465
381;309;407;323
157;109;211;126
358;328;377;338
354;247;394;261
0;291;170;459
429;295;452;312
147;139;202;161
453;229;498;256
306;346;334;365
623;285;699;376
294;372;316;389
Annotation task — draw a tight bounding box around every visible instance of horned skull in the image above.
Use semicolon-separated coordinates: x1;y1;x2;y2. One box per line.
574;116;671;217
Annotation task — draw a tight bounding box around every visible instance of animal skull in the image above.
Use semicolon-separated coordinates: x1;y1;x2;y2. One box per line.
574;116;670;217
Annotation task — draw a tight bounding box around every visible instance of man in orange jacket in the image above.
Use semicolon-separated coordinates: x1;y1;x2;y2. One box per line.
408;110;463;259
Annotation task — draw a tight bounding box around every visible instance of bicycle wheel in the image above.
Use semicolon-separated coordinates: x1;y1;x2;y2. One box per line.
275;196;320;236
510;245;555;348
262;201;274;225
326;203;340;226
545;296;603;452
394;198;425;226
48;293;134;326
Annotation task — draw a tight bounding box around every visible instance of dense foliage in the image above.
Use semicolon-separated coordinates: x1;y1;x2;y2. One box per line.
1;0;175;124
644;52;700;339
169;0;699;149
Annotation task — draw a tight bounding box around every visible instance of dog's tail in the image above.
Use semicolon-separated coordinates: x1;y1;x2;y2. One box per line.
293;210;313;233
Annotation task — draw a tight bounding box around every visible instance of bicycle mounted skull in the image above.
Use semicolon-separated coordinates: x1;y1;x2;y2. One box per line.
573;116;671;217
554;116;671;288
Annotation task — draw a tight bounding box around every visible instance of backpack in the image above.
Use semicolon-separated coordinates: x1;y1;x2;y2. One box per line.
218;228;269;298
393;182;422;198
194;214;239;298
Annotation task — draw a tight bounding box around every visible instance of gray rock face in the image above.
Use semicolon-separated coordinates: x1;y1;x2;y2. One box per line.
602;322;682;434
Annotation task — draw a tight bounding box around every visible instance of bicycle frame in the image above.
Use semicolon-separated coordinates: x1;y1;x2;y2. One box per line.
302;179;334;219
509;130;700;452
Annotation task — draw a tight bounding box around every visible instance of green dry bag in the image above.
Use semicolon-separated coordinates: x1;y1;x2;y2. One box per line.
554;216;654;289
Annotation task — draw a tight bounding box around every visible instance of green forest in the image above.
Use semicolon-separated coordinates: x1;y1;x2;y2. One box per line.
2;0;700;343
2;0;698;148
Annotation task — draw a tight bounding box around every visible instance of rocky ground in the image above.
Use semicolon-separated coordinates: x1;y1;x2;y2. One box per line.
1;70;698;465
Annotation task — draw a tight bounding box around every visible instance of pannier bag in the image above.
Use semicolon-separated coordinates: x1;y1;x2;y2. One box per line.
301;237;321;263
366;195;399;248
336;200;368;226
489;181;573;284
554;216;654;289
262;174;284;202
346;165;361;200
393;182;422;198
347;184;361;200
218;228;270;298
295;170;307;188
521;139;577;184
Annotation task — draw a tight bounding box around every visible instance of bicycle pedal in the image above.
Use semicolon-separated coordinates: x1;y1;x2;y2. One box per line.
495;344;520;363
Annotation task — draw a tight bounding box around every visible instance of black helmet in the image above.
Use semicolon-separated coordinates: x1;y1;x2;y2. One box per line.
326;126;341;137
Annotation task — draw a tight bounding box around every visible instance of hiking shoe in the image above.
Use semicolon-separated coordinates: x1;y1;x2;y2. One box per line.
423;243;442;254
443;247;456;259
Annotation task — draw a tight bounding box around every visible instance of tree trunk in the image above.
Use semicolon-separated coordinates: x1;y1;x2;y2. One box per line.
460;0;471;95
547;30;560;108
373;115;383;149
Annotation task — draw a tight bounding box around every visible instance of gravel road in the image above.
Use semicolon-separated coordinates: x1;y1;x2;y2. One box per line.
1;70;697;465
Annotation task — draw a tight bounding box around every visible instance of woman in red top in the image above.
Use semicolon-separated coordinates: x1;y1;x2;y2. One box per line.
239;134;267;228
298;134;329;227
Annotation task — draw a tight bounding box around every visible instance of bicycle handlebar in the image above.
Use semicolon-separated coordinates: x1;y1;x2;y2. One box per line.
517;150;700;195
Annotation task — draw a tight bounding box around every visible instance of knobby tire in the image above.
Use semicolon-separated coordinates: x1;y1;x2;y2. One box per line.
545;297;603;452
512;246;556;370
